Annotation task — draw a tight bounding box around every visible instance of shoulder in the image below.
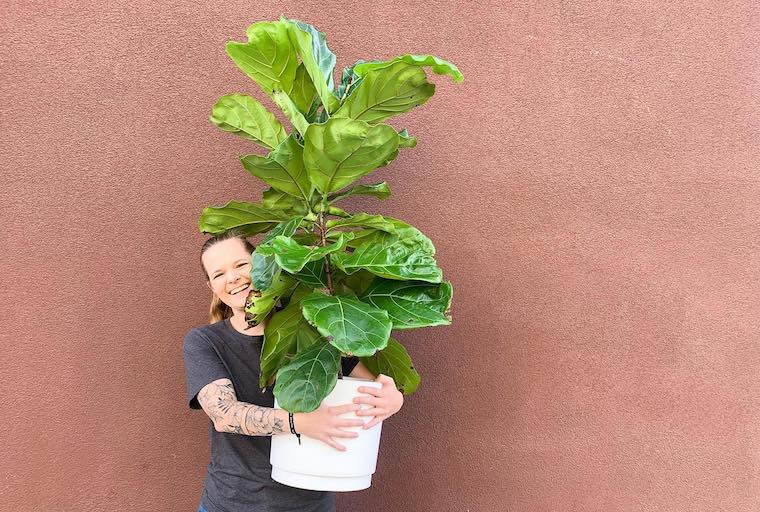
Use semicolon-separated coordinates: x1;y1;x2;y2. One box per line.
183;321;224;350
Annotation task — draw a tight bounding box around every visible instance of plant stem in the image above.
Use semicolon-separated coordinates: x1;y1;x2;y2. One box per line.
316;210;334;296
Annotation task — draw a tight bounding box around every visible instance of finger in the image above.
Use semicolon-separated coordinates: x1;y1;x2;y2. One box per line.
363;415;387;429
328;403;362;415
356;386;382;397
330;428;360;439
376;374;395;385
324;437;347;451
356;405;382;416
353;396;382;407
336;418;366;428
357;407;390;419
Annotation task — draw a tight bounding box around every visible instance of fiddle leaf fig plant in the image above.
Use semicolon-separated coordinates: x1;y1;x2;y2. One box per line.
199;16;463;413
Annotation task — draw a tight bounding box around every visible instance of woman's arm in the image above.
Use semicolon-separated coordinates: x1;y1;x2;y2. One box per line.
197;378;287;435
196;378;365;451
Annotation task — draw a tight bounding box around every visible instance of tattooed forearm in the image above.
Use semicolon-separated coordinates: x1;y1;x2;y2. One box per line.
197;379;286;436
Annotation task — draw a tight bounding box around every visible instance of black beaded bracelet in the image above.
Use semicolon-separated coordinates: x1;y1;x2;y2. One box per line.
288;412;301;445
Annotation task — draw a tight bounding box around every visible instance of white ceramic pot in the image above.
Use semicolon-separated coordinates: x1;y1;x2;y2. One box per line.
270;376;383;492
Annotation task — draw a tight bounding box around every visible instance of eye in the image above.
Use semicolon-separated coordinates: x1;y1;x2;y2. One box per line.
237;262;248;267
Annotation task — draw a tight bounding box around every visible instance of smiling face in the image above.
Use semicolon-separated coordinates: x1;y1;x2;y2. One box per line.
201;237;256;311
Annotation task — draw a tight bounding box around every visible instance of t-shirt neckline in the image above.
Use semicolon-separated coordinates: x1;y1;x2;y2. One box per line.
223;317;264;340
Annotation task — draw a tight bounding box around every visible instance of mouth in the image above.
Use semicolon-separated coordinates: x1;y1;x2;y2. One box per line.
229;283;250;295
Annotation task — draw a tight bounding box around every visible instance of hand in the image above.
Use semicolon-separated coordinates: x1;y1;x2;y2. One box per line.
293;403;365;451
354;374;404;429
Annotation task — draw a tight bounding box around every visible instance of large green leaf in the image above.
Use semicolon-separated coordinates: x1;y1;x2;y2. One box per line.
291;259;328;288
251;253;280;293
245;273;297;327
290;63;319;116
251;216;303;290
360;278;452;329
326;214;435;254
338;269;375;296
262;216;304;244
198;200;289;235
209;94;288;150
333;61;435;124
226;21;299;101
261;188;309;215
256;233;351;273
352;54;464;82
328;182;391;204
274;342;341;413
359;337;420;394
282;17;340;114
261;302;322;388
303;118;399;194
331;231;442;282
300;292;391;357
272;91;309;137
241;135;313;202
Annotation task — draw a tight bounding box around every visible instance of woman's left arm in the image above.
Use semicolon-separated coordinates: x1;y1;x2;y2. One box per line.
349;362;404;429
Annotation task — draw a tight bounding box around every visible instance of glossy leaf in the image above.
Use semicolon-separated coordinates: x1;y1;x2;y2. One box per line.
261;302;321;388
226;22;298;101
291;259;328;288
283;17;340;114
359;337;420;394
198;200;289;235
352;54;464;82
333;61;434;124
300;292;391;357
272;91;309;137
257;233;351;273
209;94;288;150
245;273;297;327
241;135;313;202
328;182;391;204
303;117;399;194
331;231;442;282
326;214;435;254
251;216;303;291
274;342;341;413
339;269;375;296
360;278;452;329
290;63;318;115
261;188;309;215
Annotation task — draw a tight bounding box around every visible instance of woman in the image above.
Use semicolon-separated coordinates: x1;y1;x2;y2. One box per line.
183;230;404;512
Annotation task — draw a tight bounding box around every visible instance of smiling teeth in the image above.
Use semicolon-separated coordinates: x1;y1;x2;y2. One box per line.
230;284;249;295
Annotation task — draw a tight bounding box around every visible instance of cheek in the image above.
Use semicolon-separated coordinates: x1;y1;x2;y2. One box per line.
209;280;225;295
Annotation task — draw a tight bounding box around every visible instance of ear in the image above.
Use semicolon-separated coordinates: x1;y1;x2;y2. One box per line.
206;281;212;292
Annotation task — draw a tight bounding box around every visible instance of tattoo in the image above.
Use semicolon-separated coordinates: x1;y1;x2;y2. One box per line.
197;379;284;436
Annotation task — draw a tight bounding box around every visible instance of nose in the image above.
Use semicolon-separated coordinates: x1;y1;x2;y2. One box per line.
226;270;242;283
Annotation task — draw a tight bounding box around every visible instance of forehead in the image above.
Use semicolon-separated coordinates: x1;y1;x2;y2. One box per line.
202;238;251;273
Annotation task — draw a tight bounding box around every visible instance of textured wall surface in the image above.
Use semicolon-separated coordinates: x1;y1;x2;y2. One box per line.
2;1;759;511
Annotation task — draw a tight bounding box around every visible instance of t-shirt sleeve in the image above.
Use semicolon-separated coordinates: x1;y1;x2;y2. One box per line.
341;356;360;377
182;328;231;410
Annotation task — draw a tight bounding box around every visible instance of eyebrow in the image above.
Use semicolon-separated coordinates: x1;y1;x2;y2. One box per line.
210;259;248;275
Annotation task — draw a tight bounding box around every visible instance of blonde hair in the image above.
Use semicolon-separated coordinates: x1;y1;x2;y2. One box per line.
200;230;256;323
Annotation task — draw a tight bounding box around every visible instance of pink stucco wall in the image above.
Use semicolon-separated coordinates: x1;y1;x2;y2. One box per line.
2;1;759;510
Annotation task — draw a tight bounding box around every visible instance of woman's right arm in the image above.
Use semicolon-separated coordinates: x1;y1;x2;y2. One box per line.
197;378;364;451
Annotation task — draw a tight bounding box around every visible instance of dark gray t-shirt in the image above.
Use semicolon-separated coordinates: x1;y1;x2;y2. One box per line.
183;317;359;512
